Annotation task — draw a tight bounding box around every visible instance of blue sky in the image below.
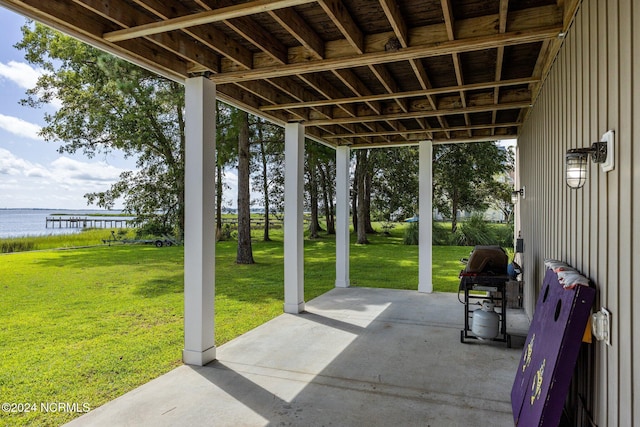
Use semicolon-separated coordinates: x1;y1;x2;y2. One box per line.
0;7;250;210
0;7;139;209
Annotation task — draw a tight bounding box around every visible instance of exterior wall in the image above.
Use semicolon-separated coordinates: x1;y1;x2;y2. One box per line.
517;0;638;425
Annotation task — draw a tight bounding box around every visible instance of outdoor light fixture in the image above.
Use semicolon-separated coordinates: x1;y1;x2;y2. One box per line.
511;187;525;203
565;130;615;189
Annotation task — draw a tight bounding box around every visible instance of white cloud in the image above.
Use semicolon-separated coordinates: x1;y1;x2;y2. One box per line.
0;146;124;194
0;60;42;89
50;157;123;183
0;114;41;140
0;148;130;208
0;147;40;175
0;60;62;109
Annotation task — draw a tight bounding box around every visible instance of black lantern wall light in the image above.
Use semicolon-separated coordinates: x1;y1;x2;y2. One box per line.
565;130;615;189
511;187;525;203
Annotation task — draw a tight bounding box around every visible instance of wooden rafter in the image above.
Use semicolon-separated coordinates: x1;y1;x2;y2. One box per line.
1;0;570;148
317;0;364;54
492;0;510;135
268;7;325;60
103;0;317;42
205;0;290;65
307;101;532;126
379;0;408;48
212;28;561;84
260;77;537;111
323;122;520;139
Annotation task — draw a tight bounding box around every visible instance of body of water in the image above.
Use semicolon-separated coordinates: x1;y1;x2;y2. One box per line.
0;209;132;239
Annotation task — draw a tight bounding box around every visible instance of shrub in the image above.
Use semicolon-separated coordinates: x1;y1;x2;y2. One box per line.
135;220;173;238
1;240;35;253
403;222;419;245
432;221;452;245
492;224;514;248
453;214;493;246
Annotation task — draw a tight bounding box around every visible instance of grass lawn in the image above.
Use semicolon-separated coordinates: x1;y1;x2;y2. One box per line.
0;225;474;426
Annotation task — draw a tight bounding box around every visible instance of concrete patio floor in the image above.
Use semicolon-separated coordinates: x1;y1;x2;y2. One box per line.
65;287;530;427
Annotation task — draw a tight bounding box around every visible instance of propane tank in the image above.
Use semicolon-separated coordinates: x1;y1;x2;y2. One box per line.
472;300;500;340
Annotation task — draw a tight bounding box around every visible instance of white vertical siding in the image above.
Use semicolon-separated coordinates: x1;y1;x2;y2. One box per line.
633;0;640;417
517;0;637;424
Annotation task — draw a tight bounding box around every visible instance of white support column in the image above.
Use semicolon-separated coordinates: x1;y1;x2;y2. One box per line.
335;146;350;288
418;141;433;293
183;76;216;366
284;122;305;313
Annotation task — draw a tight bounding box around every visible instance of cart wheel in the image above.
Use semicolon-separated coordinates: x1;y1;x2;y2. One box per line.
166;241;173;247
460;330;465;344
507;334;512;348
155;240;163;248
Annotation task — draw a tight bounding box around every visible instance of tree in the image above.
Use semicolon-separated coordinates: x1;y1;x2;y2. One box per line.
316;145;336;234
236;109;254;264
484;146;515;223
370;147;419;221
17;23;187;236
433;142;508;232
216;103;239;239
250;117;284;241
306;141;323;239
354;149;370;244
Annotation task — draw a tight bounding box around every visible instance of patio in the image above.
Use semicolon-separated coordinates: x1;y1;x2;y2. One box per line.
65;287;529;427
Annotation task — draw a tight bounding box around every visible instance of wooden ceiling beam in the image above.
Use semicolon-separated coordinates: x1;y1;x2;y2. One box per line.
299;73;357;118
74;0;221;73
439;0;471;136
499;0;509;33
213;27;561;83
317;0;364;54
103;0;316;42
223;17;288;65
307;101;532;126
379;0;408;48
492;0;510;135
195;0;289;65
332;69;382;115
1;0;189;80
332;67;396;139
440;0;455;41
410;58;449;138
369;64;409;112
268;7;325;60
128;0;253;70
259;77;537;111
347;132;519;148
324;122;520;139
267;77;334;121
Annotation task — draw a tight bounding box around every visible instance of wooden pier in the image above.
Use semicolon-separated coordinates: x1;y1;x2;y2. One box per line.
45;217;134;229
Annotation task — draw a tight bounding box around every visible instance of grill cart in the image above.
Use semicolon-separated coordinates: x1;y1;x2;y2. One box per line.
459;245;512;347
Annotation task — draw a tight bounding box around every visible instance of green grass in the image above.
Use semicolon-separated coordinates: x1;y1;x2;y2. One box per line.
0;225;474;426
0;229;135;253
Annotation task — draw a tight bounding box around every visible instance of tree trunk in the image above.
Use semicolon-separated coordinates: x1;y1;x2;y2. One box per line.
352;184;358;232
319;163;335;234
364;155;375;234
236;111;254;264
258;125;271;241
451;192;459;233
216;162;223;240
356;150;369;244
308;148;321;239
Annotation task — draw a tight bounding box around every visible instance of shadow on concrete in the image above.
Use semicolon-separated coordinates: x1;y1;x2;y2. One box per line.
65;288;529;427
